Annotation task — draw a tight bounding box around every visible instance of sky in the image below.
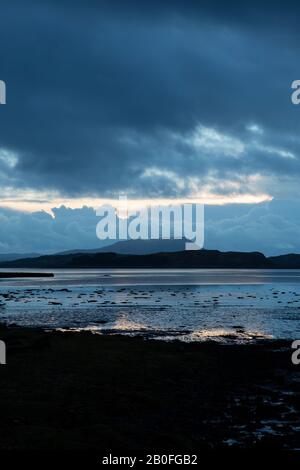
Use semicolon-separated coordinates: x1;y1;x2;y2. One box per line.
0;1;300;255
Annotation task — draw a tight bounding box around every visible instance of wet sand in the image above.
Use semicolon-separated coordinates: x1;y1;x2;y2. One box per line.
0;324;299;451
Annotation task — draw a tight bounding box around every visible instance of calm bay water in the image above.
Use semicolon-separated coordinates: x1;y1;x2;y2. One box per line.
1;268;300;342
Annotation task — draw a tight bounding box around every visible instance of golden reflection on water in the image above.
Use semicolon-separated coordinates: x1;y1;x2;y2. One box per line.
56;324;274;343
108;317;148;331
182;328;273;342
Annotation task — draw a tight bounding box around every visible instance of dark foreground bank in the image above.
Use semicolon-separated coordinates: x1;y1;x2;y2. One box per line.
0;324;299;451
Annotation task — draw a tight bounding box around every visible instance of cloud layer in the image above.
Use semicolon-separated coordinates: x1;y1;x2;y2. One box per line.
0;201;298;256
0;0;299;201
0;1;300;253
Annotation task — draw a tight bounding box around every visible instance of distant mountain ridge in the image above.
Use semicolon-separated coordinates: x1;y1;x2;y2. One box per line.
269;253;300;268
1;238;300;269
0;248;284;269
0;253;41;263
57;239;188;256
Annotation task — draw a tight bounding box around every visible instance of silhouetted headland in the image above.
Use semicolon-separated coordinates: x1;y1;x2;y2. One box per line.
2;248;300;269
0;272;54;278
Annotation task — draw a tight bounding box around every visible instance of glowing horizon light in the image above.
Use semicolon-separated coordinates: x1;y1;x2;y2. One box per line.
0;192;273;215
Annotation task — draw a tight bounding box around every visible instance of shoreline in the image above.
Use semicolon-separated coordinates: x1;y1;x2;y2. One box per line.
0;323;299;450
0;272;54;278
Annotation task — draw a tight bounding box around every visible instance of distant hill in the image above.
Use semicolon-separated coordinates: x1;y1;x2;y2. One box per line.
0;249;273;269
269;254;300;269
98;238;188;254
57;239;187;256
0;253;40;263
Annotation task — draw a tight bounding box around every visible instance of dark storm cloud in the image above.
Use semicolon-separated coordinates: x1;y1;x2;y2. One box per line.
0;0;300;198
